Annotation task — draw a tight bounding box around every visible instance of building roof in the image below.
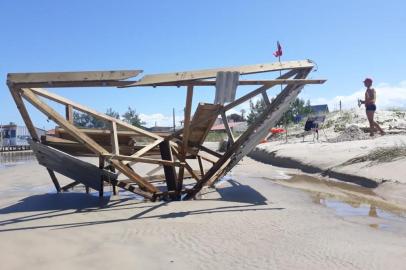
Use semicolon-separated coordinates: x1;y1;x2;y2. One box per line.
211;121;246;131
310;104;329;113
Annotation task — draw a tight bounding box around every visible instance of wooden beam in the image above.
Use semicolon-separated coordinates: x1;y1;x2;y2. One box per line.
110;121;119;155
65;104;73;124
20;88;110;155
29;140;116;191
46;168;61;192
262;91;271;107
8;87;39;141
121;79;326;87
221;111;235;143
177;85;194;193
126;60;314;86
7;70;142;84
197;156;205;176
12;80;138;88
159;140;178;200
131;139;163;158
99;157;105;197
61;181;80;191
28;87;161;140
103;154;184;167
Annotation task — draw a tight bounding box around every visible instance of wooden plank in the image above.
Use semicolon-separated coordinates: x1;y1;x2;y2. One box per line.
61;181;80;191
221;111;235;143
131;139;163;158
197;156;205;176
103;154;184;167
262;91;271;107
99;157;105;197
7;70;142;84
66;105;73;123
187;103;222;148
121;79;326;87
110;122;119;155
127;60;314;86
30;140;116;191
176;86;194;192
46;168;61;192
28;87;161;140
20;88;110;155
182;86;194;154
159;140;178;200
12;80;138;88
8;87;39;141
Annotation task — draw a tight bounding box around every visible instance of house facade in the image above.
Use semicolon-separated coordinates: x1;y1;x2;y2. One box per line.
0;124;46;146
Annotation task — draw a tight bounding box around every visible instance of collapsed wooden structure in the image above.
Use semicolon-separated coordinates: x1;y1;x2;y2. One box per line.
7;60;325;201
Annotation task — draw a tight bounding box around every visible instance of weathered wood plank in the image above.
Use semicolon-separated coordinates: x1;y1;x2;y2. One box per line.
128;60;314;86
121;79;326;87
8;70;142;84
8;87;39;141
30;140;116;191
187;103;222;148
160;140;178;200
110;122;119;155
46;168;61;192
65;105;73;123
221;111;235;144
103;153;183;167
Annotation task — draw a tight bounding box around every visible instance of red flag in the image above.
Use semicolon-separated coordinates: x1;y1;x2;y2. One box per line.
273;41;282;57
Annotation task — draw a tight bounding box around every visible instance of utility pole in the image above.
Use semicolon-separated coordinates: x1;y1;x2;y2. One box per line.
172;108;176;132
339;100;342;112
0;123;2;147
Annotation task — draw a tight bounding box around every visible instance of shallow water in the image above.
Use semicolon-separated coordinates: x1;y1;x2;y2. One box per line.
265;174;406;231
0;151;36;169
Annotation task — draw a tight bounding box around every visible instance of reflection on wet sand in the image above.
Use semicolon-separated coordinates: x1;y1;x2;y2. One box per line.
265;173;406;230
0;151;36;169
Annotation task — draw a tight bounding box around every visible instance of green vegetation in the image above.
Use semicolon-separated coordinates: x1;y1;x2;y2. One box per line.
246;98;312;126
74;107;145;128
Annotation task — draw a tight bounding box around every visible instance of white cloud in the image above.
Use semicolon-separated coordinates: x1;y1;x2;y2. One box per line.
310;81;406;111
139;113;184;127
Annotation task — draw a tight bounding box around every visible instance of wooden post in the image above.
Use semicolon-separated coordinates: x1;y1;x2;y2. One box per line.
65;104;73;123
99;156;105;197
46;168;61;192
159;140;178;200
176;85;193;195
221;111;235;144
197;156;204;177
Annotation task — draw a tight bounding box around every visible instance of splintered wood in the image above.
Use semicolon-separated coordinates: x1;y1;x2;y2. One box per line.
7;60;325;201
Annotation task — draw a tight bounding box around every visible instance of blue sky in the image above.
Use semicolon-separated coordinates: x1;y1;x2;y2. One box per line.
1;0;406;128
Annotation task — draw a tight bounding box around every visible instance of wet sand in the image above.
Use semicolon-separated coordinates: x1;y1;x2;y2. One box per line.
0;158;406;269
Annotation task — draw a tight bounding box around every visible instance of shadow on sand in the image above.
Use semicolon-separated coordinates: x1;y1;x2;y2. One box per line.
0;179;282;232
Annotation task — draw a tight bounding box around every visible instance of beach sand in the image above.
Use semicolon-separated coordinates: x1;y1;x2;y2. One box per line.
1;157;405;270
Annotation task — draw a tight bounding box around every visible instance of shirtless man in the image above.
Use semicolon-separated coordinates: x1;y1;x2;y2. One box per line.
360;78;384;136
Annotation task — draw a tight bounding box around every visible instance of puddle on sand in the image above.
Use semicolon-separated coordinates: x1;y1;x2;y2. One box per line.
266;174;406;231
0;151;36;169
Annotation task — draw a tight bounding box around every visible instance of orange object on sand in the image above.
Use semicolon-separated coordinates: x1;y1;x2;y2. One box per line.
270;127;286;134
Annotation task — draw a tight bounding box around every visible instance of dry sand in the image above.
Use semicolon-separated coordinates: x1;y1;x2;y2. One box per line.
1;157;406;270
